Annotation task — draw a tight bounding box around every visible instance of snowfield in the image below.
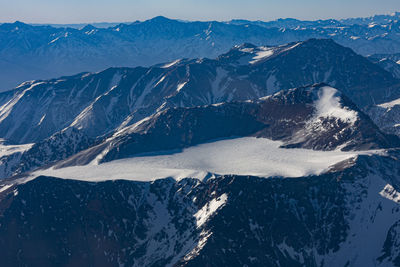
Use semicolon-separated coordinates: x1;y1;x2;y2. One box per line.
249;47;275;64
32;137;380;182
0;141;33;158
378;97;400;109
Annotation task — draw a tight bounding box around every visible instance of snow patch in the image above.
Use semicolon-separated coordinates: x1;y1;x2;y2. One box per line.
48;37;61;44
249;47;274;64
239;47;254;53
0;142;33;158
85;29;97;35
378;98;400;109
380;184;400;203
315;86;358;123
184;230;213;261
38;115;46;126
162;59;181;68
0;184;12;193
155;76;166;87
194;193;228;227
176;82;187;92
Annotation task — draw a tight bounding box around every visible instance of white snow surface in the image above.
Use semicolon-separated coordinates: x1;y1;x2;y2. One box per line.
31;137;378;182
0;141;33;157
194;193;228;228
315;86;358;123
161;59;181;68
0;184;13;193
378;97;400;109
176;82;187;92
249;47;274;64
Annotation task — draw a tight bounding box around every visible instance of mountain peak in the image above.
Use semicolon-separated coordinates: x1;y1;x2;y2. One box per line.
12;21;29;26
296;38;340;49
0;21;31;30
148;16;175;23
81;24;97;31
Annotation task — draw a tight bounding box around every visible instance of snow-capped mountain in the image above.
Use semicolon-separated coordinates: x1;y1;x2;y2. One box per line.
0;79;398;265
0;20;399;266
0;39;397;145
0;78;398;267
2;13;400;90
0;39;399;179
48;84;397;170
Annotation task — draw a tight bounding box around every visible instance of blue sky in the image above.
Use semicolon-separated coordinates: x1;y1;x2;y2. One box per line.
1;0;400;23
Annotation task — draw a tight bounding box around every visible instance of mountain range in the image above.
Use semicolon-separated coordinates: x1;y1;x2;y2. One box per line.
0;17;400;266
0;39;399;180
2;12;400;90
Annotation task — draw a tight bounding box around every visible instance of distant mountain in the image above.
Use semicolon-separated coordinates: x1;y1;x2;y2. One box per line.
340;12;400;26
30;22;128;29
231;12;400;28
2;14;400;90
368;54;400;79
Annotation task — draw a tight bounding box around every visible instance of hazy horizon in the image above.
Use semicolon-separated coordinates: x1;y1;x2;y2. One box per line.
1;0;400;24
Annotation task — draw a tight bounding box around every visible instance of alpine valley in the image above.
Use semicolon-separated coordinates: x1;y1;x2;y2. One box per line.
0;13;400;267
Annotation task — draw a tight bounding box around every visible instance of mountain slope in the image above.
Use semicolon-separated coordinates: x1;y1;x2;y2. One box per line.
368;56;400;79
367;98;400;136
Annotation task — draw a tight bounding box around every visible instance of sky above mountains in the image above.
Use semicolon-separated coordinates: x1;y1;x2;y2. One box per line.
0;0;400;23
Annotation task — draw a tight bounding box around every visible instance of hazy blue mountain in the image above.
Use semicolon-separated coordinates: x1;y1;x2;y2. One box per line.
2;13;400;90
30;22;128;29
231;12;400;28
